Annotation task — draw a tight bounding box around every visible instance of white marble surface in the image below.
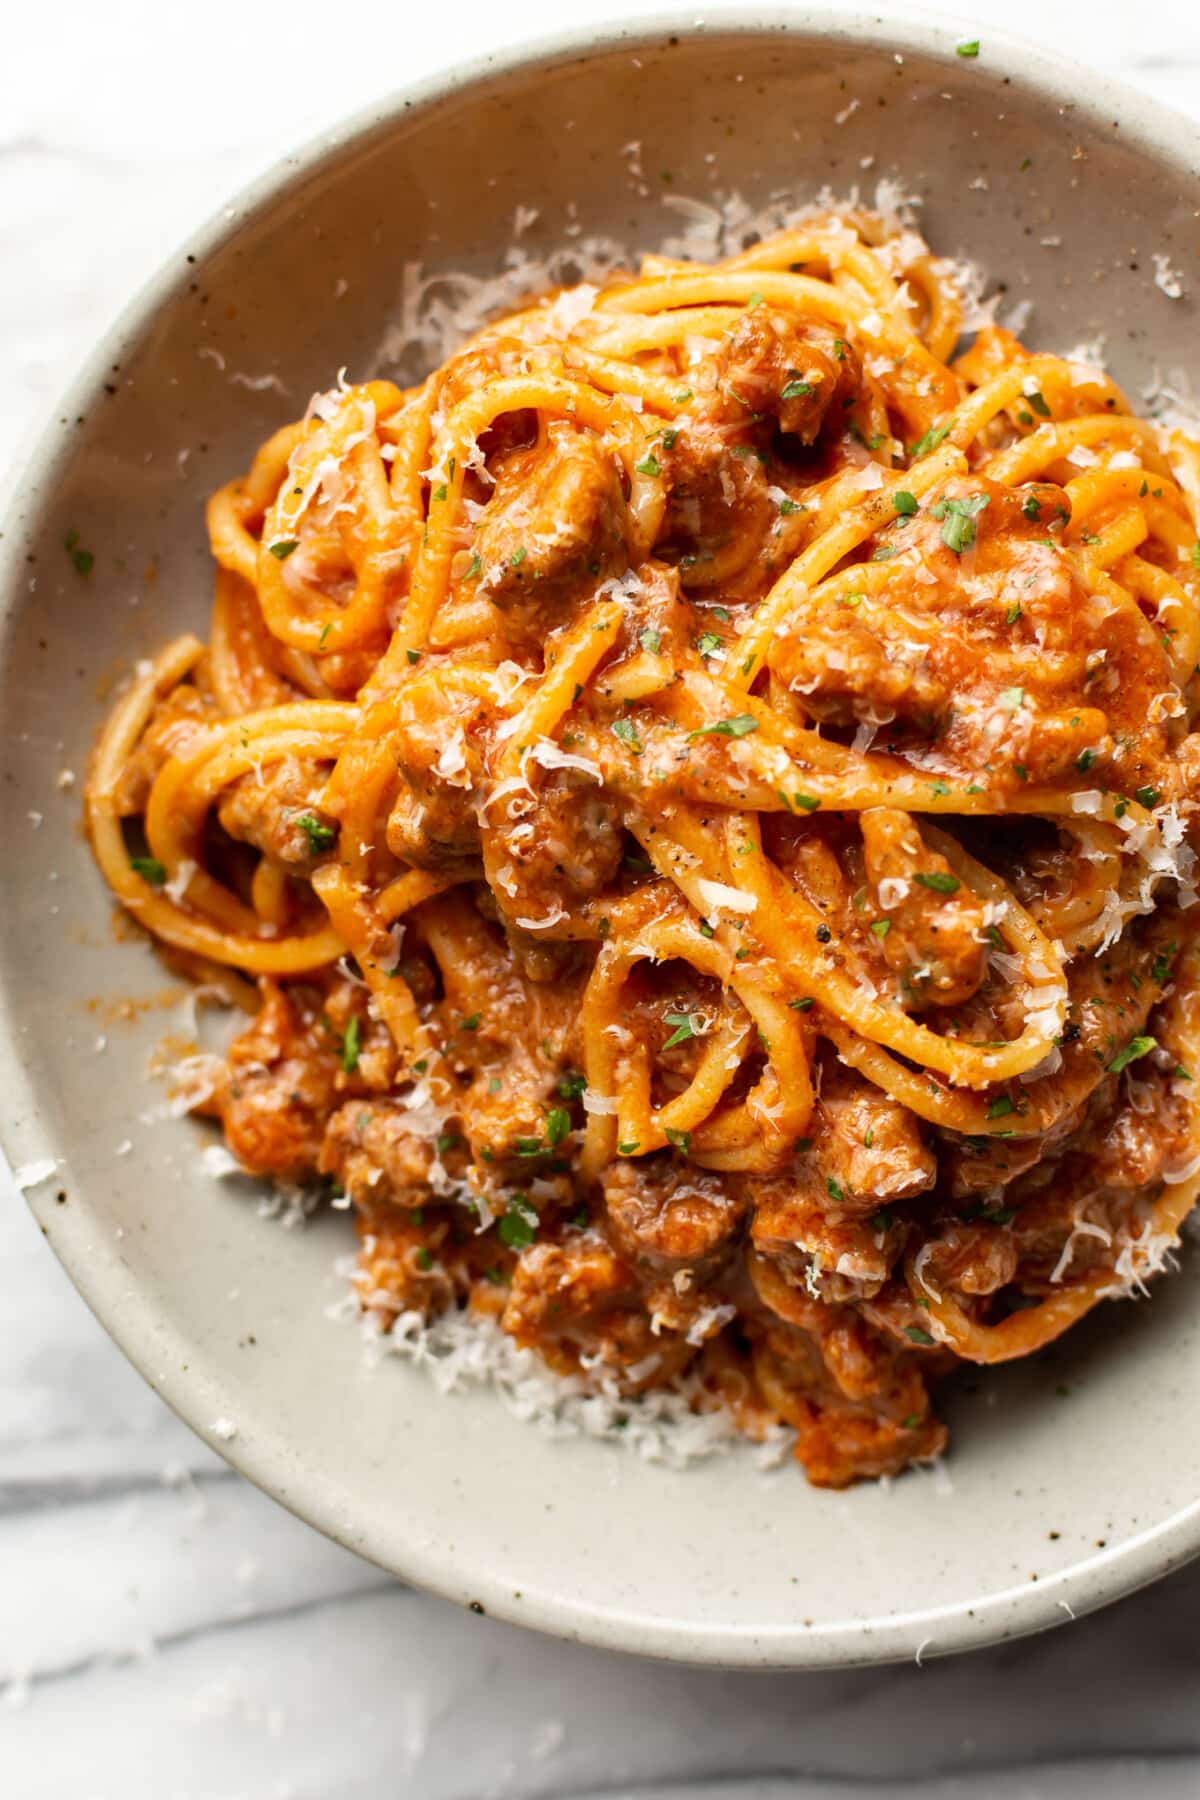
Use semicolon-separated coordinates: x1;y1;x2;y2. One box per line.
5;1;1200;1794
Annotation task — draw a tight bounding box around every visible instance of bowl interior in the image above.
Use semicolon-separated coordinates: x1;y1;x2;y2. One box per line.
4;15;1200;1666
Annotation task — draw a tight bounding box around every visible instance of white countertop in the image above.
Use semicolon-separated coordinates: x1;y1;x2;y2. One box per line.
5;2;1200;1793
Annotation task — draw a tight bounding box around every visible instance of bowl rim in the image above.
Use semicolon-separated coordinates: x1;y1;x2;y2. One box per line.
4;2;1200;1669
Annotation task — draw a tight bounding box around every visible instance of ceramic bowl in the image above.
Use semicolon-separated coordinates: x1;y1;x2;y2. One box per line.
4;8;1200;1668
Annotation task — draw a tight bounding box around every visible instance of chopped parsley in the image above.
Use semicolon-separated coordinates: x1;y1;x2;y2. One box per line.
778;497;801;516
1135;785;1160;809
639;626;663;654
130;855;166;885
987;1095;1015;1119
498;1195;538;1249
663;1009;705;1050
999;686;1025;710
665;1127;691;1153
460;1012;482;1032
557;1070;587;1100
63;530;94;575
781;377;813;400
1021;494;1042;522
296;813;337;852
931;491;990;553
1108;1034;1156;1074
870;918;891;938
914;869;961;895
1027;389;1052;418
826;1176;845;1202
905;1326;936;1346
545;1107;571;1147
696;631;723;656
893;490;919;517
414;1247;434;1271
341;1016;361;1074
510;545;527;567
909;423;950;460
687;713;759;740
612;717;642;753
635;452;661;477
1076;748;1097;772
464;552;482;580
793;792;820;811
956;38;980;56
267;539;298;560
789;996;814;1011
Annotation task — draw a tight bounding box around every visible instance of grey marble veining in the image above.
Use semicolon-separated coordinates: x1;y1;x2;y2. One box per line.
5;1;1200;1793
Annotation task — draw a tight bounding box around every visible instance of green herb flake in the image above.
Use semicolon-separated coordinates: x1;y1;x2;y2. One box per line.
781;377;813;400
987;1095;1015;1119
464;552;482;580
663;1009;705;1050
1135;785;1160;809
617;1140;640;1155
414;1247;434;1271
63;529;95;575
460;1012;482;1033
905;1325;936;1346
639;626;663;654
267;539;298;560
931;491;990;553
635;452;661;477
498;1197;538;1249
612;717;643;753
296;813;337;852
871;1208;894;1231
956;38;980;56
696;631;723;656
687;713;759;740
341;1015;361;1074
1108;1034;1156;1073
999;686;1025;710
826;1176;845;1202
130;855;166;885
778;497;801;516
1076;748;1097;772
893;490;919;517
1005;602;1022;625
909;423;950;460
870;918;891;937
665;1127;691;1153
544;1107;571;1147
1027;389;1051;418
914;869;961;895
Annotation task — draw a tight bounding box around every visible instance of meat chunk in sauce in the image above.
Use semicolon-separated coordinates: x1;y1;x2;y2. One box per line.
814;1060;938;1204
713;308;859;442
211;985;342;1180
603;1156;747;1277
860;807;987;1008
502;1233;693;1391
218;756;336;872
474;423;629;637
320;1099;466;1208
767;472;1174;790
386;660;487;870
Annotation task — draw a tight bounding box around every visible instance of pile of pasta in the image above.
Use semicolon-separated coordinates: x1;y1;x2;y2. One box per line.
87;207;1200;1484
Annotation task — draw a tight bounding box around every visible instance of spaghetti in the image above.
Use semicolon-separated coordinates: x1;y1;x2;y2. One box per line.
87;207;1200;1486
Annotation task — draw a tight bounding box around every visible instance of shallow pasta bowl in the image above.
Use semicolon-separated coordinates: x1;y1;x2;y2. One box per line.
4;8;1200;1668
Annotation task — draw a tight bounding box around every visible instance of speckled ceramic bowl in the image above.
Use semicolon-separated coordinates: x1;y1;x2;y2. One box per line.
3;8;1200;1668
